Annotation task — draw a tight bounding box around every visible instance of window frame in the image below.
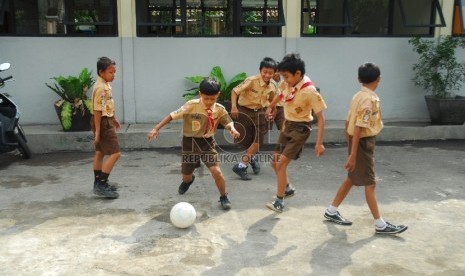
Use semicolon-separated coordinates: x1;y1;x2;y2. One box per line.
301;0;446;37
136;0;285;37
0;0;118;37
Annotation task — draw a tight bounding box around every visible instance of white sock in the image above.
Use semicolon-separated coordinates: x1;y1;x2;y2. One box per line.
375;217;386;229
238;162;247;168
327;205;338;214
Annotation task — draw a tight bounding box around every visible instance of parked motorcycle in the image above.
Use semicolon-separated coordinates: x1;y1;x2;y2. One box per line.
0;62;31;159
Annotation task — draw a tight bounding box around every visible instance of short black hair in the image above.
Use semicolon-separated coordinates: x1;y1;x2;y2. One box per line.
277;53;305;75
199;77;221;95
259;57;278;71
358;62;380;84
97;57;116;75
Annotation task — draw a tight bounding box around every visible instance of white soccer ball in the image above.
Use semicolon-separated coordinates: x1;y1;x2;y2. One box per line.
170;202;196;228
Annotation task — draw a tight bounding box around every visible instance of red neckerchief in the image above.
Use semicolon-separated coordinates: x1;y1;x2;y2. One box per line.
204;107;215;134
279;81;313;102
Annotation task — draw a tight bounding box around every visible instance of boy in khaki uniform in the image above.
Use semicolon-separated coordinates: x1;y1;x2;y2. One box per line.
148;77;240;210
323;62;408;235
265;53;326;212
91;57;120;199
231;57;277;180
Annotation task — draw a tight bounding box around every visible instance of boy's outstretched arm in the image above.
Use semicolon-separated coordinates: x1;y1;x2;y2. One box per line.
148;115;173;141
314;111;325;157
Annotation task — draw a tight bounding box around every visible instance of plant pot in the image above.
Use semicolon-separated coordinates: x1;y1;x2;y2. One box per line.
424;95;465;125
54;104;92;132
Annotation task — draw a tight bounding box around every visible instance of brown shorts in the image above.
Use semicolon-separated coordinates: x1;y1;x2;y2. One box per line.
181;136;218;175
348;136;376;186
91;116;120;155
234;106;269;149
274;120;312;160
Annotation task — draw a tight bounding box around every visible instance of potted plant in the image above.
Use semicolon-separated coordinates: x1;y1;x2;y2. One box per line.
182;65;247;111
409;35;465;125
45;68;95;131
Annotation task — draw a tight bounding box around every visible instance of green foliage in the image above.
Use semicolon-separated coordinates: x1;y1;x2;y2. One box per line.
182;66;247;101
409;36;465;99
61;101;72;130
45;68;95;130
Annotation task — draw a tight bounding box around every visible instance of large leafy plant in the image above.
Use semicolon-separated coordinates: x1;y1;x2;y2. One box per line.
409;35;465;99
183;66;247;101
45;68;95;130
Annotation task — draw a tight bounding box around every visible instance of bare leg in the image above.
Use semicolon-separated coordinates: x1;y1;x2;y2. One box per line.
93;151;104;171
365;184;380;219
242;142;259;165
331;177;353;207
102;152;121;174
275;154;292;198
209;165;226;196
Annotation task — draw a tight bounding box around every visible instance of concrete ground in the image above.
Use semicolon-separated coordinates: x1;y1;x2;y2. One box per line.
0;140;464;275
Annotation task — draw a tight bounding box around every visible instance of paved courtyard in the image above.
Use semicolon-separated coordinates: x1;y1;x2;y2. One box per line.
0;140;464;275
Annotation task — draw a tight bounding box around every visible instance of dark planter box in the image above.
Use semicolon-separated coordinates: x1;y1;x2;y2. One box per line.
54;103;92;132
425;95;465;125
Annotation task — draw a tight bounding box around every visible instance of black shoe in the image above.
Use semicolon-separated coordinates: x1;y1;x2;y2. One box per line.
232;164;252;180
324;211;353;225
219;194;232;210
250;156;260;175
178;175;195;195
376;222;408;235
93;182;119;199
285;184;296;198
266;200;284;213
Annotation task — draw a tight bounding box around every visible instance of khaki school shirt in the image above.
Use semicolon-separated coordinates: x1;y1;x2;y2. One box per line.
233;74;275;110
346;86;383;138
170;99;232;138
280;76;327;122
272;79;283;107
92;76;115;117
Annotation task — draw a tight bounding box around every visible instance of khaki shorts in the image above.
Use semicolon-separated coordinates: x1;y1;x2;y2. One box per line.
274;120;312;160
91;116;120;155
348;136;376;186
234;106;268;149
181;136;218;175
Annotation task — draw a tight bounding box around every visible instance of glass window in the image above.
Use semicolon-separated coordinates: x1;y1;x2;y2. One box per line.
302;0;445;37
0;0;117;36
453;0;465;35
136;0;284;37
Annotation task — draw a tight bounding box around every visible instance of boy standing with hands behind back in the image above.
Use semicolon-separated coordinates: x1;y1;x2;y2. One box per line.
91;57;120;199
324;62;408;235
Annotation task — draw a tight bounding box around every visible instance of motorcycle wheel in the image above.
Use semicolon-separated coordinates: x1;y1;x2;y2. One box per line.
15;125;31;159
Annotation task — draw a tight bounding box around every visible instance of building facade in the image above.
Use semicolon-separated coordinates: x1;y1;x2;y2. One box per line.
1;0;464;125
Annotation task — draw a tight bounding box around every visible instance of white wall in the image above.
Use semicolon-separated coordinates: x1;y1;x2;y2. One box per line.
2;36;448;125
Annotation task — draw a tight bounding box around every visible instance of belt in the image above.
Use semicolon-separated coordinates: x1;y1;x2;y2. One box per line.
240;105;264;112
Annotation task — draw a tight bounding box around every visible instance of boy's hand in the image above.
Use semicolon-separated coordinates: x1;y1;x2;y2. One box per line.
94;132;100;145
231;106;239;120
265;107;276;121
229;128;240;139
114;118;121;130
345;154;356;172
315;143;325;157
148;128;159;141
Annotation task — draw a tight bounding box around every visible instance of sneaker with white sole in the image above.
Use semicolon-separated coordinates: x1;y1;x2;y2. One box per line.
376;222;408;234
232;164;252;180
324;210;353;225
266;200;284;213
